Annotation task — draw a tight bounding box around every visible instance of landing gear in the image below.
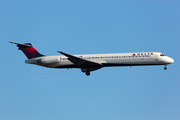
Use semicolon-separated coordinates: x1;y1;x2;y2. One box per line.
164;65;167;70
81;68;86;72
81;68;90;76
86;71;90;76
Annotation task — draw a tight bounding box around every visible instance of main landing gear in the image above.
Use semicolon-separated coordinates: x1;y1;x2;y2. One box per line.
86;71;90;76
81;68;90;76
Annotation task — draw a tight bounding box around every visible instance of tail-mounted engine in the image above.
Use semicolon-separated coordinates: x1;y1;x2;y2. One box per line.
25;56;61;64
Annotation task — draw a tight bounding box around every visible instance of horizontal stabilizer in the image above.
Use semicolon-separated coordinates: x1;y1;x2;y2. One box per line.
9;41;32;47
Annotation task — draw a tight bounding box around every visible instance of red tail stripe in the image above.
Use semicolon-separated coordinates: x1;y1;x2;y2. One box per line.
21;47;37;59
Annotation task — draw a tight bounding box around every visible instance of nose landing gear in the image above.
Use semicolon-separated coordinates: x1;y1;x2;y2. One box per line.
164;66;167;70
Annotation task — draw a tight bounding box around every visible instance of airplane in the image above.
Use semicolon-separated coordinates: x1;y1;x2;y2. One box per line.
9;41;174;76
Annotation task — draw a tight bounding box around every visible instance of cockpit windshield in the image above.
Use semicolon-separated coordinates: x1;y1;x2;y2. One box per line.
160;53;166;56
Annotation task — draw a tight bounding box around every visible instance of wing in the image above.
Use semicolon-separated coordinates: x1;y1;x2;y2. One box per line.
57;51;102;68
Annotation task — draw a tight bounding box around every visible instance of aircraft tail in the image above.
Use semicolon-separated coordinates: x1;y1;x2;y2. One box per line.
9;42;44;59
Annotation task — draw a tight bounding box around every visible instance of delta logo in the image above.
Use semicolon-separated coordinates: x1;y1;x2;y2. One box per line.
132;53;153;56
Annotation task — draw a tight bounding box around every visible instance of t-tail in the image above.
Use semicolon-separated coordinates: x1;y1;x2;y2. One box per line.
9;41;44;59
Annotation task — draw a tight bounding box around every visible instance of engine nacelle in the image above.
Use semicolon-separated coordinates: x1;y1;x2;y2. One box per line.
25;56;61;64
39;56;61;64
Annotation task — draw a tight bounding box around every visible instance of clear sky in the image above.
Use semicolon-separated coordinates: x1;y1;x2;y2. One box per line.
0;0;180;120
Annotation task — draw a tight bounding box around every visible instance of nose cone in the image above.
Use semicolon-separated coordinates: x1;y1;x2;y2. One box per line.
167;57;174;64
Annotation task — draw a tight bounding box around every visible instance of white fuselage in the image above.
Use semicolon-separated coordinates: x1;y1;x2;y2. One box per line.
10;41;174;76
25;52;174;69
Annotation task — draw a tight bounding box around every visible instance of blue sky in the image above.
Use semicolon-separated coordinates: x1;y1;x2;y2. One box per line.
0;0;180;120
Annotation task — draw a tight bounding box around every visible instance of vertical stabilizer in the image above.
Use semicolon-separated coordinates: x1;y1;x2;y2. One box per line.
9;42;44;59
